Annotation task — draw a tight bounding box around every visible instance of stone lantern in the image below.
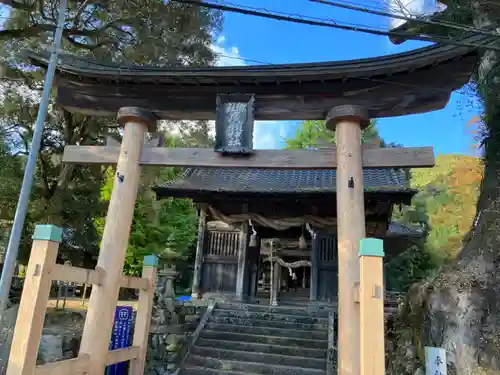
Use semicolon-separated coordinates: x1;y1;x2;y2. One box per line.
158;264;178;300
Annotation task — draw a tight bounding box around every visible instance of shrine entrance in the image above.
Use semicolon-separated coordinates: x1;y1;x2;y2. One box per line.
258;240;313;306
8;36;483;375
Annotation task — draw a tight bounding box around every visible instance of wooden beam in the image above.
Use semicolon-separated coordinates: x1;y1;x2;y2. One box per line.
52;264;149;289
260;249;311;257
62;145;435;169
35;356;90;375
120;275;149;290
105;346;140;366
52;264;104;285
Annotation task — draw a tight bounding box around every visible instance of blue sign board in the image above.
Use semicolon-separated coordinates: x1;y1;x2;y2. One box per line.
106;306;134;375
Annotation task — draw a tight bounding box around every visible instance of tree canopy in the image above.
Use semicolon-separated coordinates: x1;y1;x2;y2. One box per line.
0;1;221;272
0;1;222;65
284;119;383;149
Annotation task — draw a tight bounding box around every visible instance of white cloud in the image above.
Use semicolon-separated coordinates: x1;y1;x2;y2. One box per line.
253;120;286;150
388;0;446;30
255;132;277;149
211;35;246;67
160;37;288;150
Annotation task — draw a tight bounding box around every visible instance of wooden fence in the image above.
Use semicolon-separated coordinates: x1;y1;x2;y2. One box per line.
5;224;158;375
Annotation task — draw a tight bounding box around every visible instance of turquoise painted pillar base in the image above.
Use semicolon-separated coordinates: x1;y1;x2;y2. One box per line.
32;224;63;242
359;238;384;257
143;255;158;268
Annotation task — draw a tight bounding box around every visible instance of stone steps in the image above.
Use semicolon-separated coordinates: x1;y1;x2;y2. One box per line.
196;338;327;358
212;308;329;325
180;367;261;375
179;302;330;375
190;346;326;369
210;315;328;330
216;302;331;317
200;329;327;349
204;322;328;340
184;355;325;375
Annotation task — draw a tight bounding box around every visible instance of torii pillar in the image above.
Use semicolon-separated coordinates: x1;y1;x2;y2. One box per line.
326;105;369;375
78;107;157;375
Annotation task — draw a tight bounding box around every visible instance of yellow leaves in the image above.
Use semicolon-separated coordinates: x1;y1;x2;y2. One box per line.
414;154;483;259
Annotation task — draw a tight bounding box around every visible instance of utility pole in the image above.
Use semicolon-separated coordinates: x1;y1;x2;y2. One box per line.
0;0;68;323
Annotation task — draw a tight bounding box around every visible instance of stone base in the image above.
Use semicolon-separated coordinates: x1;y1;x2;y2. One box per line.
191;292;202;300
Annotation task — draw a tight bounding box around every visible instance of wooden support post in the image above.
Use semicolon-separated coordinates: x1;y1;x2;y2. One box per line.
359;239;385;375
310;236;318;302
129;255;158;375
250;264;258;298
7;224;62;375
249;240;261;299
271;262;281;306
78;107;157;375
235;222;249;301
81;284;88;306
326;105;369;375
191;206;207;299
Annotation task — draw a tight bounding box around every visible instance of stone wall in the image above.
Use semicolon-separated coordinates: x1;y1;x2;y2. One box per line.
38;310;85;364
145;265;208;375
0;307;85;375
146;300;207;375
0;299;205;375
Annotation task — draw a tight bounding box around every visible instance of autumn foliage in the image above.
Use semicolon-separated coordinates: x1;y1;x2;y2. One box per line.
410;154;483;261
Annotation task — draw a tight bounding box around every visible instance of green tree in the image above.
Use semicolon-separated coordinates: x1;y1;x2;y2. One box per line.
384;244;436;293
390;193;437;292
287;118;435;291
0;126;23;252
0;1;222;66
0;125;23;222
285;119;383;149
0;1;222;268
95;163;198;279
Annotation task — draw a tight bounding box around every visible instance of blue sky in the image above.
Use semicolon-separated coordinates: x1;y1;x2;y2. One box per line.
212;0;482;155
0;1;482;155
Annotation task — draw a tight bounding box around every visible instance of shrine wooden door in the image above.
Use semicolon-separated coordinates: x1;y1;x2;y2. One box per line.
311;232;338;302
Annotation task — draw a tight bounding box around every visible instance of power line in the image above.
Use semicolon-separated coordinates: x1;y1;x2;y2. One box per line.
216;0;395;33
310;0;500;39
171;0;500;52
216;52;271;65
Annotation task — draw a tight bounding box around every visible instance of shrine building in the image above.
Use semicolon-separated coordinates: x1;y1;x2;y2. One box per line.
153;167;424;305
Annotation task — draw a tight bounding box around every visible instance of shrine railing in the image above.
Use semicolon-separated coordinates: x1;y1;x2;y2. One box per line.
6;224;157;375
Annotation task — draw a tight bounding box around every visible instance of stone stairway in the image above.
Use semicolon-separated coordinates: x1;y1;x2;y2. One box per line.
179;302;331;375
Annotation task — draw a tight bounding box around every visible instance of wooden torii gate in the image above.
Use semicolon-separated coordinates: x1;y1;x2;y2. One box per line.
7;105;434;375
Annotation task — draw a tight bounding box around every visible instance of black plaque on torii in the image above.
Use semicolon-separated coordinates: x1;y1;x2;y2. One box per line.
214;94;255;155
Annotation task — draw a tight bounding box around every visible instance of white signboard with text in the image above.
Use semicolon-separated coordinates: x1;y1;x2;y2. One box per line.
425;346;447;375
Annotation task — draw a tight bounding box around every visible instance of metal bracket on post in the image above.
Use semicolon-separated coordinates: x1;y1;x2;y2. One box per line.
214;94;255;155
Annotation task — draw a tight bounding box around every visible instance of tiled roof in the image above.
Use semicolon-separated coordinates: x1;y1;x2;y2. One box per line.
153;167;415;197
23;32;486;120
